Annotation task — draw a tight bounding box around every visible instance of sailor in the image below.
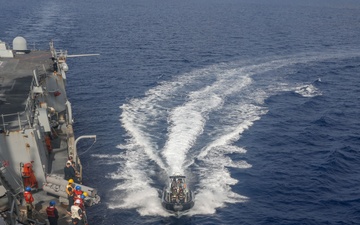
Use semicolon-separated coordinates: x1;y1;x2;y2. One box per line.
171;186;178;203
171;178;177;189
183;186;188;202
23;186;34;219
64;161;76;181
66;179;75;213
178;188;185;203
178;178;185;188
79;194;86;210
45;135;53;153
46;200;59;225
73;185;83;198
71;161;82;184
22;161;38;189
177;178;182;188
71;199;84;225
82;191;91;207
73;194;86;212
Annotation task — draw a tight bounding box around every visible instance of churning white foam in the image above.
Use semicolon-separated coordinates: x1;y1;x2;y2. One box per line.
106;51;356;216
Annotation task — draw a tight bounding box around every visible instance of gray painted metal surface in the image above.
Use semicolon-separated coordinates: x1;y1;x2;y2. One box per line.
0;37;100;225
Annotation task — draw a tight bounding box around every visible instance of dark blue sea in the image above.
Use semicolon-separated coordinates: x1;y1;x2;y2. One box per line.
1;0;360;224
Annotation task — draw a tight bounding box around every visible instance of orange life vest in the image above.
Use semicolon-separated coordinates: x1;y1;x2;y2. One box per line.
73;190;83;197
22;163;32;177
22;163;38;188
45;136;53;152
24;191;34;203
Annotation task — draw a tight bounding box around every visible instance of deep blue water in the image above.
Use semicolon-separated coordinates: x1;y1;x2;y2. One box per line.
1;0;360;224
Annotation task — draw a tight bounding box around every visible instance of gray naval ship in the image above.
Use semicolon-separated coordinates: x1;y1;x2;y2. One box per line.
0;37;100;225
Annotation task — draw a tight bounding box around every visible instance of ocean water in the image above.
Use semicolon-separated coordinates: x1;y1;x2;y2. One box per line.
1;0;360;224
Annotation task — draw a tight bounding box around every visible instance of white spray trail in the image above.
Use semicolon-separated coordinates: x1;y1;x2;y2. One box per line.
106;51;357;216
162;74;252;175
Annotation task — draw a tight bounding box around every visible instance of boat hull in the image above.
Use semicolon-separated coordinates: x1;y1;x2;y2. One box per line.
161;189;195;212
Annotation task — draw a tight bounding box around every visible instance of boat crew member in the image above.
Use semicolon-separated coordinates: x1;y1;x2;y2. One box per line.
79;194;86;210
23;186;34;219
178;178;186;189
46;200;59;225
66;179;75;213
82;191;91;207
71;161;82;184
22;161;38;189
178;188;185;203
170;178;178;202
171;178;177;189
73;194;86;211
73;186;84;210
171;186;178;203
45;135;53;153
183;187;188;202
73;186;83;198
64;161;76;181
71;199;84;225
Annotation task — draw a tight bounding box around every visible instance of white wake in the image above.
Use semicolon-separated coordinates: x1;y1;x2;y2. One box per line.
94;51;358;216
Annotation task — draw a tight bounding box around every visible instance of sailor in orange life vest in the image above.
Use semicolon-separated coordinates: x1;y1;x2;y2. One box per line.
23;186;34;219
22;162;38;189
73;186;83;199
73;194;86;211
73;186;85;211
46;200;59;225
71;199;84;225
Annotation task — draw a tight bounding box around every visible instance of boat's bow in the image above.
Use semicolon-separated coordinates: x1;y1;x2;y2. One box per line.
161;175;195;212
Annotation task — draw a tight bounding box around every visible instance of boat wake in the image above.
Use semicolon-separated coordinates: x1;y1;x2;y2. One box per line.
92;51;358;216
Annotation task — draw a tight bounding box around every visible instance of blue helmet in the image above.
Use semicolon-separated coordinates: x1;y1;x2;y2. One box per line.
75;186;81;191
25;187;31;192
80;194;85;199
49;200;56;206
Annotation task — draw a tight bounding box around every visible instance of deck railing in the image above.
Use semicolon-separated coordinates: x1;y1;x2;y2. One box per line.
0;111;32;132
0;67;47;132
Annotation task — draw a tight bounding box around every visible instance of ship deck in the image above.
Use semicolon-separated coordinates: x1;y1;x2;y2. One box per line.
0;50;76;224
0;50;53;116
